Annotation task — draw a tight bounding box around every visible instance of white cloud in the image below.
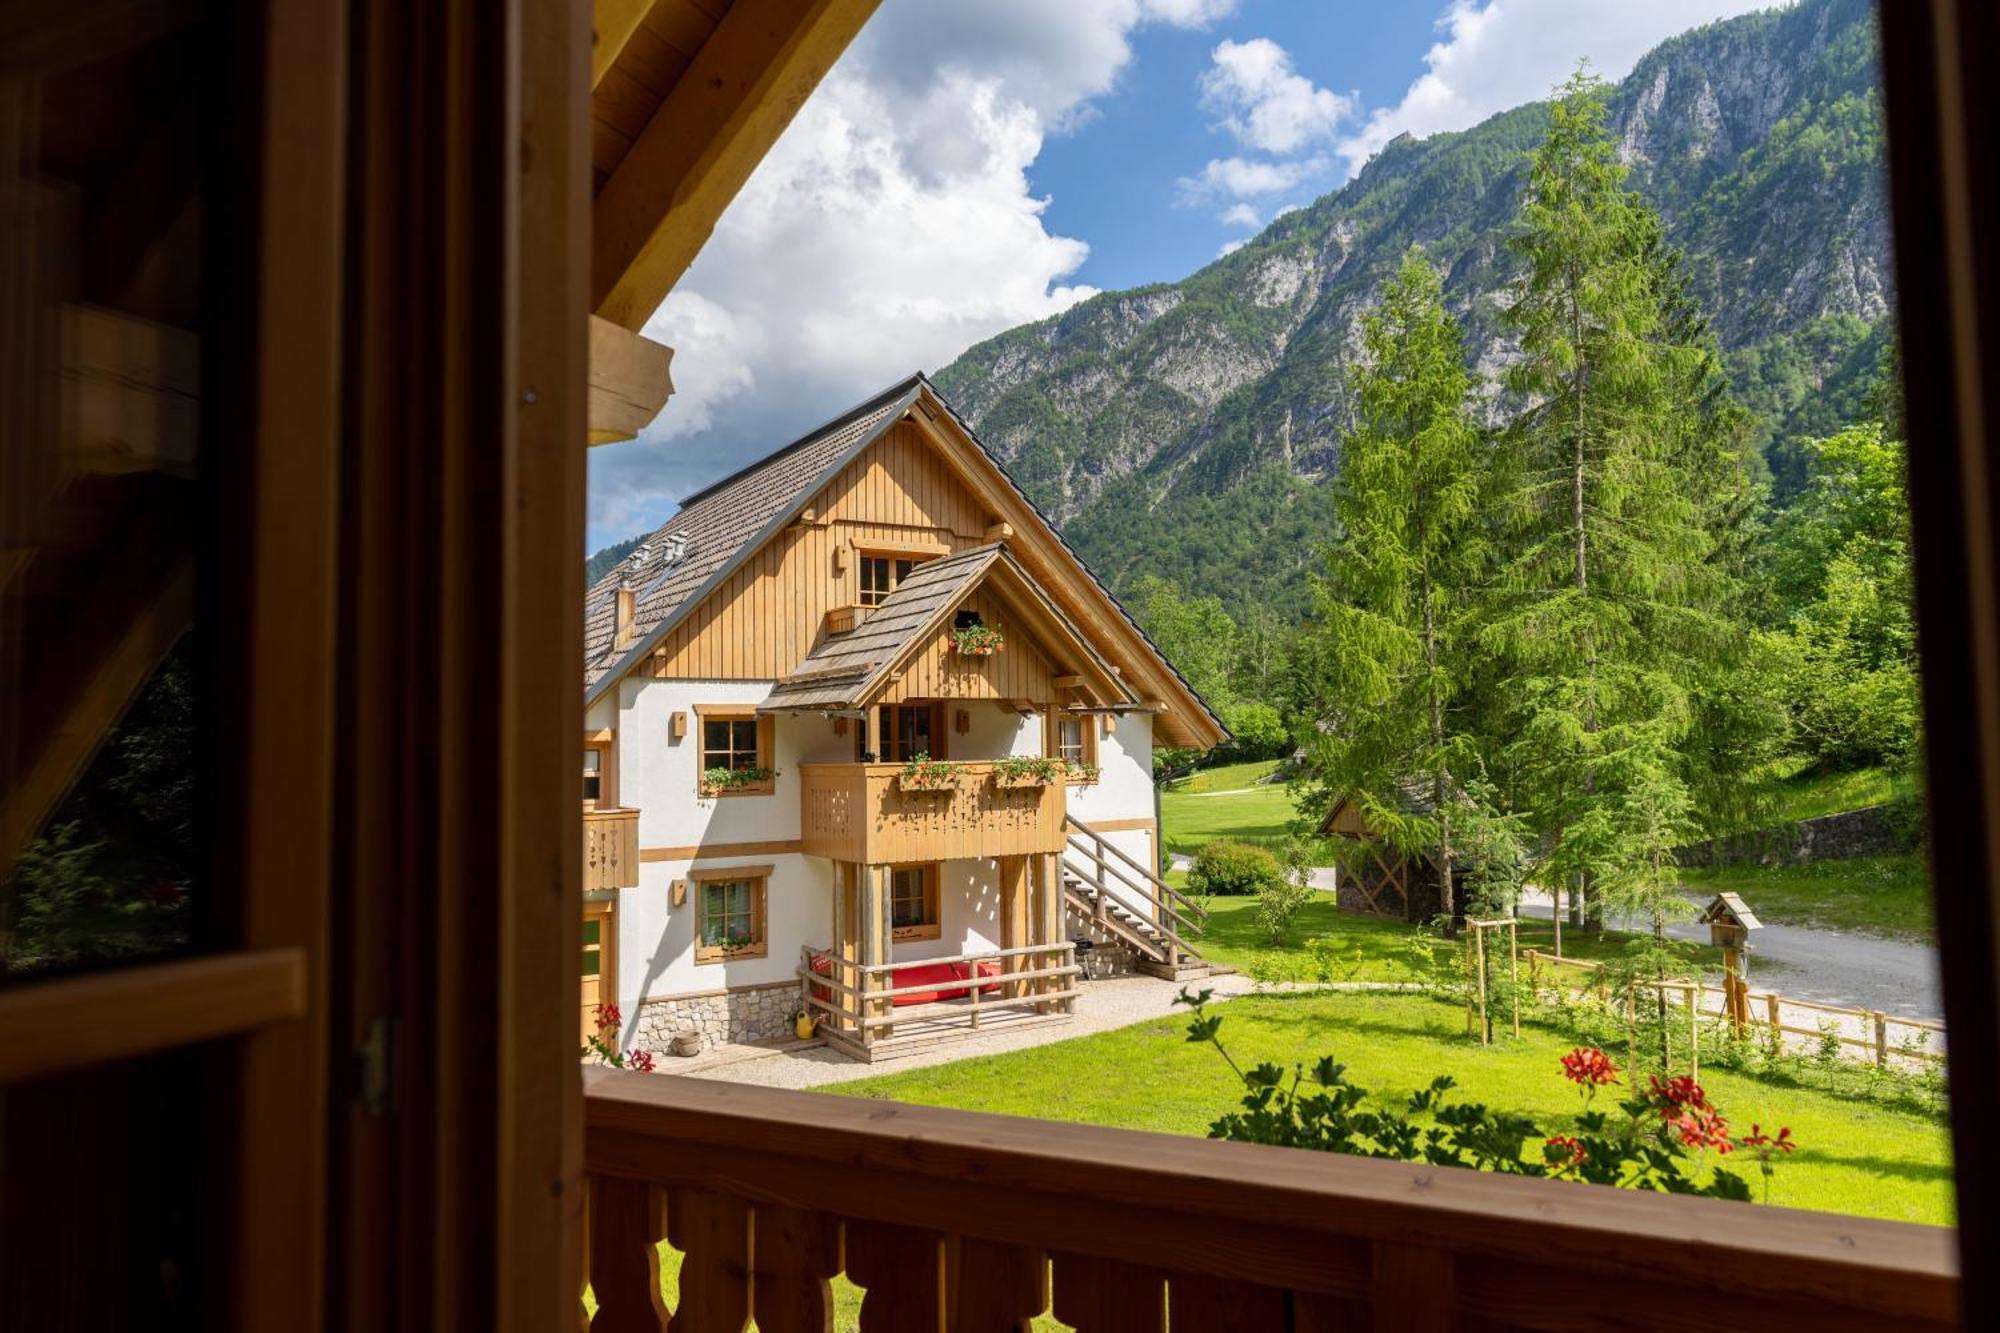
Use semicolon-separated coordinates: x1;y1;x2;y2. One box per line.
1200;37;1354;154
1336;0;1775;176
1219;202;1260;228
588;0;1238;546
1179;154;1326;203
1274;203;1304;218
1217;239;1248;258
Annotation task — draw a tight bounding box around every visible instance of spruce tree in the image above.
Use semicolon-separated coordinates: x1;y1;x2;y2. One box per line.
1308;248;1487;926
1486;71;1736;933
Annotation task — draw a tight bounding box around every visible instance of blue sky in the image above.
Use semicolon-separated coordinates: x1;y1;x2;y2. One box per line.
1031;1;1439;291
587;0;1778;551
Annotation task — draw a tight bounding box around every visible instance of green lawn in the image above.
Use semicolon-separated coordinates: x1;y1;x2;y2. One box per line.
832;991;1954;1226
1159;759;1301;857
1740;762;1915;828
1681;854;1933;941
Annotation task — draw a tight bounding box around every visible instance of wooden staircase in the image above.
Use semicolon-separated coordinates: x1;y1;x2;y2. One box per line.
1060;814;1210;978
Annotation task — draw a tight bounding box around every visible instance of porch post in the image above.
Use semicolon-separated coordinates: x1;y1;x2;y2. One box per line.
998;854;1028;1000
860;863;889;1044
834;862;861;1037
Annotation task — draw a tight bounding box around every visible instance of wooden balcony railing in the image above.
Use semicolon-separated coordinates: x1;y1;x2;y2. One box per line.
800;942;1078;1058
798;762;1065;864
583;807;640;892
581;1070;1957;1331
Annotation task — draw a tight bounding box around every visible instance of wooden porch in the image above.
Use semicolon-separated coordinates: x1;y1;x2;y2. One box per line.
802;851;1074;1060
580;1069;1958;1330
584;807;641;892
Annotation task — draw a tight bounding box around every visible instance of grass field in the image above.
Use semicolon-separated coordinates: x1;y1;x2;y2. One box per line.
1741;762;1915;828
1159;758;1300;857
833;990;1954;1226
1681;853;1932;941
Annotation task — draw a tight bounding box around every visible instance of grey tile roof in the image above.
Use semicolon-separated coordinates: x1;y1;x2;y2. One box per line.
583;375;924;696
759;545;1002;711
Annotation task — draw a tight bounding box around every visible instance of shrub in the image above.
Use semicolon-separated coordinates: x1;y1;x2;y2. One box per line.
1218;700;1290;761
1187;840;1283;897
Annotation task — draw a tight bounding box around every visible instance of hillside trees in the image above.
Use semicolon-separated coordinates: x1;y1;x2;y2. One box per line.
1306;248;1490;926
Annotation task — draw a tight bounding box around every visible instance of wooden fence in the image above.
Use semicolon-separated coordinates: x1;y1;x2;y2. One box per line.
1523;949;1947;1071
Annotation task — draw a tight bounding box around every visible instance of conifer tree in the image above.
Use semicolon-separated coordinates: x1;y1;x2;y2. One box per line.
1486;71;1737;931
1309;248;1488;926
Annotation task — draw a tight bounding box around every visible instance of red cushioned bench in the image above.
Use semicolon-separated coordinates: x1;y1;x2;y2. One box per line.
886;959;1003;1007
804;953;1005;1008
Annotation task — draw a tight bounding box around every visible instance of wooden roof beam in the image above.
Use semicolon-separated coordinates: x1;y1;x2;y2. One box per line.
590;0;882;329
592;0;658;90
588;313;674;445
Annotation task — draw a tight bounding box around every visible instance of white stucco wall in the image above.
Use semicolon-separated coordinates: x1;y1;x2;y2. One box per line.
604;681;1170;1000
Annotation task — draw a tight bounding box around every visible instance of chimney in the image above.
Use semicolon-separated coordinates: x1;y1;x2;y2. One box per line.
614;578;635;648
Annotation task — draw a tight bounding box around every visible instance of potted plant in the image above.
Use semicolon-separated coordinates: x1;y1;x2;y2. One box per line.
950;621;1006;656
898;751;959;792
1065;759;1101;785
701;763;775;796
994;755;1064;788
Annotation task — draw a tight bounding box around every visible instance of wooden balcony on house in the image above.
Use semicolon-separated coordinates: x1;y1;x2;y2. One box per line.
798;761;1066;864
582;807;640;891
581;1069;1957;1331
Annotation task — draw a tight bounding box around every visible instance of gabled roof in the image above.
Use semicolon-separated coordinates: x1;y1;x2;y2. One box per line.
584;374;1227;747
760;544;1137;714
583;375;924;693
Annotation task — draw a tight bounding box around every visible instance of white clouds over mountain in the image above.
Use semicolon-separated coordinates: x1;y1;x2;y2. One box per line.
587;0;1240;547
1201;37;1355;154
1336;0;1775;175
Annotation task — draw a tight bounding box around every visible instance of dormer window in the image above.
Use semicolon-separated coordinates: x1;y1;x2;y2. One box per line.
858;553;917;605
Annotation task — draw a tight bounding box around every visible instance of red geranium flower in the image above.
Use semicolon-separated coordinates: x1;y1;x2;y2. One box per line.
594;1002;622;1031
1544;1135;1588;1172
1560;1047;1619;1087
1646;1074;1732;1151
626;1049;656;1074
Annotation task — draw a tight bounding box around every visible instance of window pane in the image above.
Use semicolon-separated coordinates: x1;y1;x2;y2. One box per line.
583;750;601;773
731;719;758;756
703;719;730;750
582;919;600;945
581;948;599;977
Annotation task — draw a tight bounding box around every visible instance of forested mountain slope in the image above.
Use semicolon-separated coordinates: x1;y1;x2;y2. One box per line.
931;0;1889;614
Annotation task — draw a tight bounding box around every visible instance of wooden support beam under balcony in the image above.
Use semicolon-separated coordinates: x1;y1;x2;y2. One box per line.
798;762;1066;864
582;807;640;891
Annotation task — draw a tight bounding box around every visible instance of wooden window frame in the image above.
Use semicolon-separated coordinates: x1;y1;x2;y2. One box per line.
582;746;605;809
690;864;772;963
856;551;918;607
860;702;947;763
693;704;775;796
888;863;941;942
1045;709;1098;783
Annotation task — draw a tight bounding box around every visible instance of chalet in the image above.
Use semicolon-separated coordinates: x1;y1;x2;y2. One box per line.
1317;777;1476;923
579;374;1226;1059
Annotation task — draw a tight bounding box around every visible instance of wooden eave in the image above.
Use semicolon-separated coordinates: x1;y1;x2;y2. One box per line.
584;0;882;443
900;388;1228;750
762;546;1134;715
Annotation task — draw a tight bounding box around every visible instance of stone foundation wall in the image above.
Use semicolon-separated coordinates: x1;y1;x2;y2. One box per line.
635;984;797;1054
1674;804;1911;868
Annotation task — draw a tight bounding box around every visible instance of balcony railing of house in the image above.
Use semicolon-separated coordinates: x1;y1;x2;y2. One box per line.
798;761;1066;864
798;942;1079;1059
580;1069;1957;1331
583;807;640;892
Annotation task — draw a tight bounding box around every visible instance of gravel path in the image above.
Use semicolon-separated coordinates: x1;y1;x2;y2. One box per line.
1516;888;1943;1021
688;972;1260;1091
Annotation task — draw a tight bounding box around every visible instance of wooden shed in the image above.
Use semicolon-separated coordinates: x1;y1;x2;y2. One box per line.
1317;778;1475;924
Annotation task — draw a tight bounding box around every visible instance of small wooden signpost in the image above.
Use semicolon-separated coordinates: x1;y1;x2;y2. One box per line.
1699;892;1762;1037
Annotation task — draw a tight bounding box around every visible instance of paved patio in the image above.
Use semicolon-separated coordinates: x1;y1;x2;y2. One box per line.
679;971;1260;1091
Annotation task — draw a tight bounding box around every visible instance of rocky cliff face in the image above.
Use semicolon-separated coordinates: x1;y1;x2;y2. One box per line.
932;0;1890;614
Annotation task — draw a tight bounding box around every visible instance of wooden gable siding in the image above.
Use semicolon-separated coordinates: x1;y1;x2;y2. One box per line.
817;421;991;536
645;419;994;680
878;588;1056;705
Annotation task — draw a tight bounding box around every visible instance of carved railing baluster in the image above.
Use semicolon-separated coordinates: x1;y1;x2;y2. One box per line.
847;1220;945;1332
1050;1254;1166;1333
946;1236;1046;1332
665;1186;751;1333
1168;1274;1289;1331
751;1204;841;1333
588;1176;668;1333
